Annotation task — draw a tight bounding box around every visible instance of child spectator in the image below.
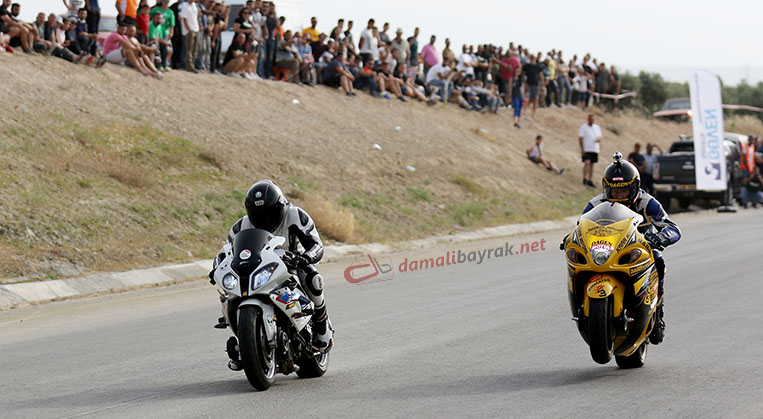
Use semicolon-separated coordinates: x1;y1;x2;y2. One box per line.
135;3;149;44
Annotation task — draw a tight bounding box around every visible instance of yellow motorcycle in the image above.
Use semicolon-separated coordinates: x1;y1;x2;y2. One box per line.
563;202;661;368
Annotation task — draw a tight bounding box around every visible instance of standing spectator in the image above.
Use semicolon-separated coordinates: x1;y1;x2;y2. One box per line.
545;52;560;107
628;143;646;175
135;3;149;44
740;166;763;208
641;142;662;195
123;0;138;25
442;37;455;63
426;57;455;103
322;53;355;96
328;18;343;41
85;0;99;33
522;55;544;119
406;26;419;66
343;20;353;48
419;35;439;73
595;62;611;106
209;0;229;73
302;16;319;41
456;44;476;78
527;135;564;174
390;28;409;65
0;0;34;53
63;0;84;17
233;7;253;42
378;22;390;44
357;18;375;63
494;49;520;106
578;114;602;187
223;32;256;79
511;67;524;128
179;0;199;72
261;2;279;78
577;66;590;109
557;52;571;105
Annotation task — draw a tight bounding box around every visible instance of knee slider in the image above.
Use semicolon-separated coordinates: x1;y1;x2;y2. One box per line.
305;271;324;296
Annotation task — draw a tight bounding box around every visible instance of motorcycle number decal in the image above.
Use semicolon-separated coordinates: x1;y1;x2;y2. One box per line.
240;249;251;260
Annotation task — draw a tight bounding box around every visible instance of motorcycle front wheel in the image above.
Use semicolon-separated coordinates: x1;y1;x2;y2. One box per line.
588;297;615;365
239;306;276;390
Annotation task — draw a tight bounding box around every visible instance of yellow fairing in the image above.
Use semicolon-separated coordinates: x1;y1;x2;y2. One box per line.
583;274;624;317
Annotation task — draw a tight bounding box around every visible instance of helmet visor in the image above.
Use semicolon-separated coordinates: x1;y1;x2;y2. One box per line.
609;187;631;201
247;203;285;231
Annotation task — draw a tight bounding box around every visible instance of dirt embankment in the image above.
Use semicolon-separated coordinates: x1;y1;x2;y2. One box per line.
2;53;754;281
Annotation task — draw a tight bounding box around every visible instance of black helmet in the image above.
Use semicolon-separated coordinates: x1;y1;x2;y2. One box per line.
602;152;640;204
244;180;288;231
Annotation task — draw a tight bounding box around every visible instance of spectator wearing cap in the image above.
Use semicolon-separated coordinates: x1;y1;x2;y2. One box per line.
419;34;439;74
527;135;565;174
390;28;409;65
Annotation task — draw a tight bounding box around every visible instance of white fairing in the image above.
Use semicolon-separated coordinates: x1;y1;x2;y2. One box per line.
214;242;240;297
270;288;313;332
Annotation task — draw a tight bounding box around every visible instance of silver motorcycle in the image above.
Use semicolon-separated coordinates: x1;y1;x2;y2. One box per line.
211;228;329;390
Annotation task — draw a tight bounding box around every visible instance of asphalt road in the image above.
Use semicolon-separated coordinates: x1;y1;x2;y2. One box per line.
2;209;762;419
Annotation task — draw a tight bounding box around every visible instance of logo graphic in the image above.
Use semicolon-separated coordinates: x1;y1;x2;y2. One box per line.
705;163;721;180
344;254;394;284
255;191;262;198
239;249;251;260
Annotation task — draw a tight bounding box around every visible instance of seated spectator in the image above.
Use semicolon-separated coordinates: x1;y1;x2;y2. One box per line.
426;58;456;103
75;7;98;55
741;166;763;208
0;0;34;53
125;22;161;76
102;21;159;77
377;61;406;102
223;32;257;79
463;77;499;113
274;30;300;83
354;56;380;97
322;53;355;96
394;62;431;104
49;16;88;63
527;135;564;174
148;9;172;71
295;33;315;84
0;27;9;52
31;12;53;54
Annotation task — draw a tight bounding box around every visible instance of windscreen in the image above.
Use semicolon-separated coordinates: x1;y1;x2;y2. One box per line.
581;202;639;224
231;228;272;276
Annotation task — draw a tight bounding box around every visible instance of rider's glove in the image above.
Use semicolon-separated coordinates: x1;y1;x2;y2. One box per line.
644;232;668;250
294;254;311;268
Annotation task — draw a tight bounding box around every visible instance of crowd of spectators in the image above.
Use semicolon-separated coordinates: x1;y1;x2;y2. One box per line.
2;0;627;119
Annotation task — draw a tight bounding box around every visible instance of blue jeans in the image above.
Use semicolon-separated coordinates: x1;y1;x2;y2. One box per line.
428;79;452;102
741;186;763;206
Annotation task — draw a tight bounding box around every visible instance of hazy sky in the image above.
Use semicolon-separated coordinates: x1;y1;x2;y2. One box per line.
22;0;763;84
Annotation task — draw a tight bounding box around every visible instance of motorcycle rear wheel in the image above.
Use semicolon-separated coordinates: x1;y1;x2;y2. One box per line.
615;342;647;369
239;306;276;390
589;297;615;364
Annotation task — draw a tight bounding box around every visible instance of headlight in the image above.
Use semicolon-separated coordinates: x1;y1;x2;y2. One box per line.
590;243;613;266
222;273;238;290
251;263;278;290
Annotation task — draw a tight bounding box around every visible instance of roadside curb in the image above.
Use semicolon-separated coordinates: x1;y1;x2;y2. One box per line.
0;217;577;311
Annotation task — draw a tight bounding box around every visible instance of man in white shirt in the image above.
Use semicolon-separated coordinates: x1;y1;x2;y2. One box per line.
426;58;456;103
641;142;663;194
456;45;475;77
578;113;602;187
358;18;377;64
179;0;200;72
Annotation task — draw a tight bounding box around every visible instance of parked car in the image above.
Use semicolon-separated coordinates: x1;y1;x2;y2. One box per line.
653;98;692;122
652;133;746;210
96;14;117;47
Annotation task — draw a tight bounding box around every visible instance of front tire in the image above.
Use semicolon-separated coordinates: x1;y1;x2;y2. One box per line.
296;351;329;378
239;306;276;391
615;342;647;369
588;297;614;364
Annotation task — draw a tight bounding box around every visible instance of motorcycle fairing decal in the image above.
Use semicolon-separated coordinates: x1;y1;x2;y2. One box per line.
587;224;624;237
276;292;293;305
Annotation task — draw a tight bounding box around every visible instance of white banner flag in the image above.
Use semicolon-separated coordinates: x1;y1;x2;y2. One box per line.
689;70;727;191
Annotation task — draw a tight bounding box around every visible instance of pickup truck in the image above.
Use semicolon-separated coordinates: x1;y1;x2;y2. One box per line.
652;133;746;210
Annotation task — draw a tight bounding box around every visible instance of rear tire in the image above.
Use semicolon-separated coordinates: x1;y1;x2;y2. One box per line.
588;297;614;365
615;342;647;369
296;351;329;378
239;306;276;391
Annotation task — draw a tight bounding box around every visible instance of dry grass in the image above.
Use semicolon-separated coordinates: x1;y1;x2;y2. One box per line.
104;157;152;188
726;115;763;135
299;193;358;244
